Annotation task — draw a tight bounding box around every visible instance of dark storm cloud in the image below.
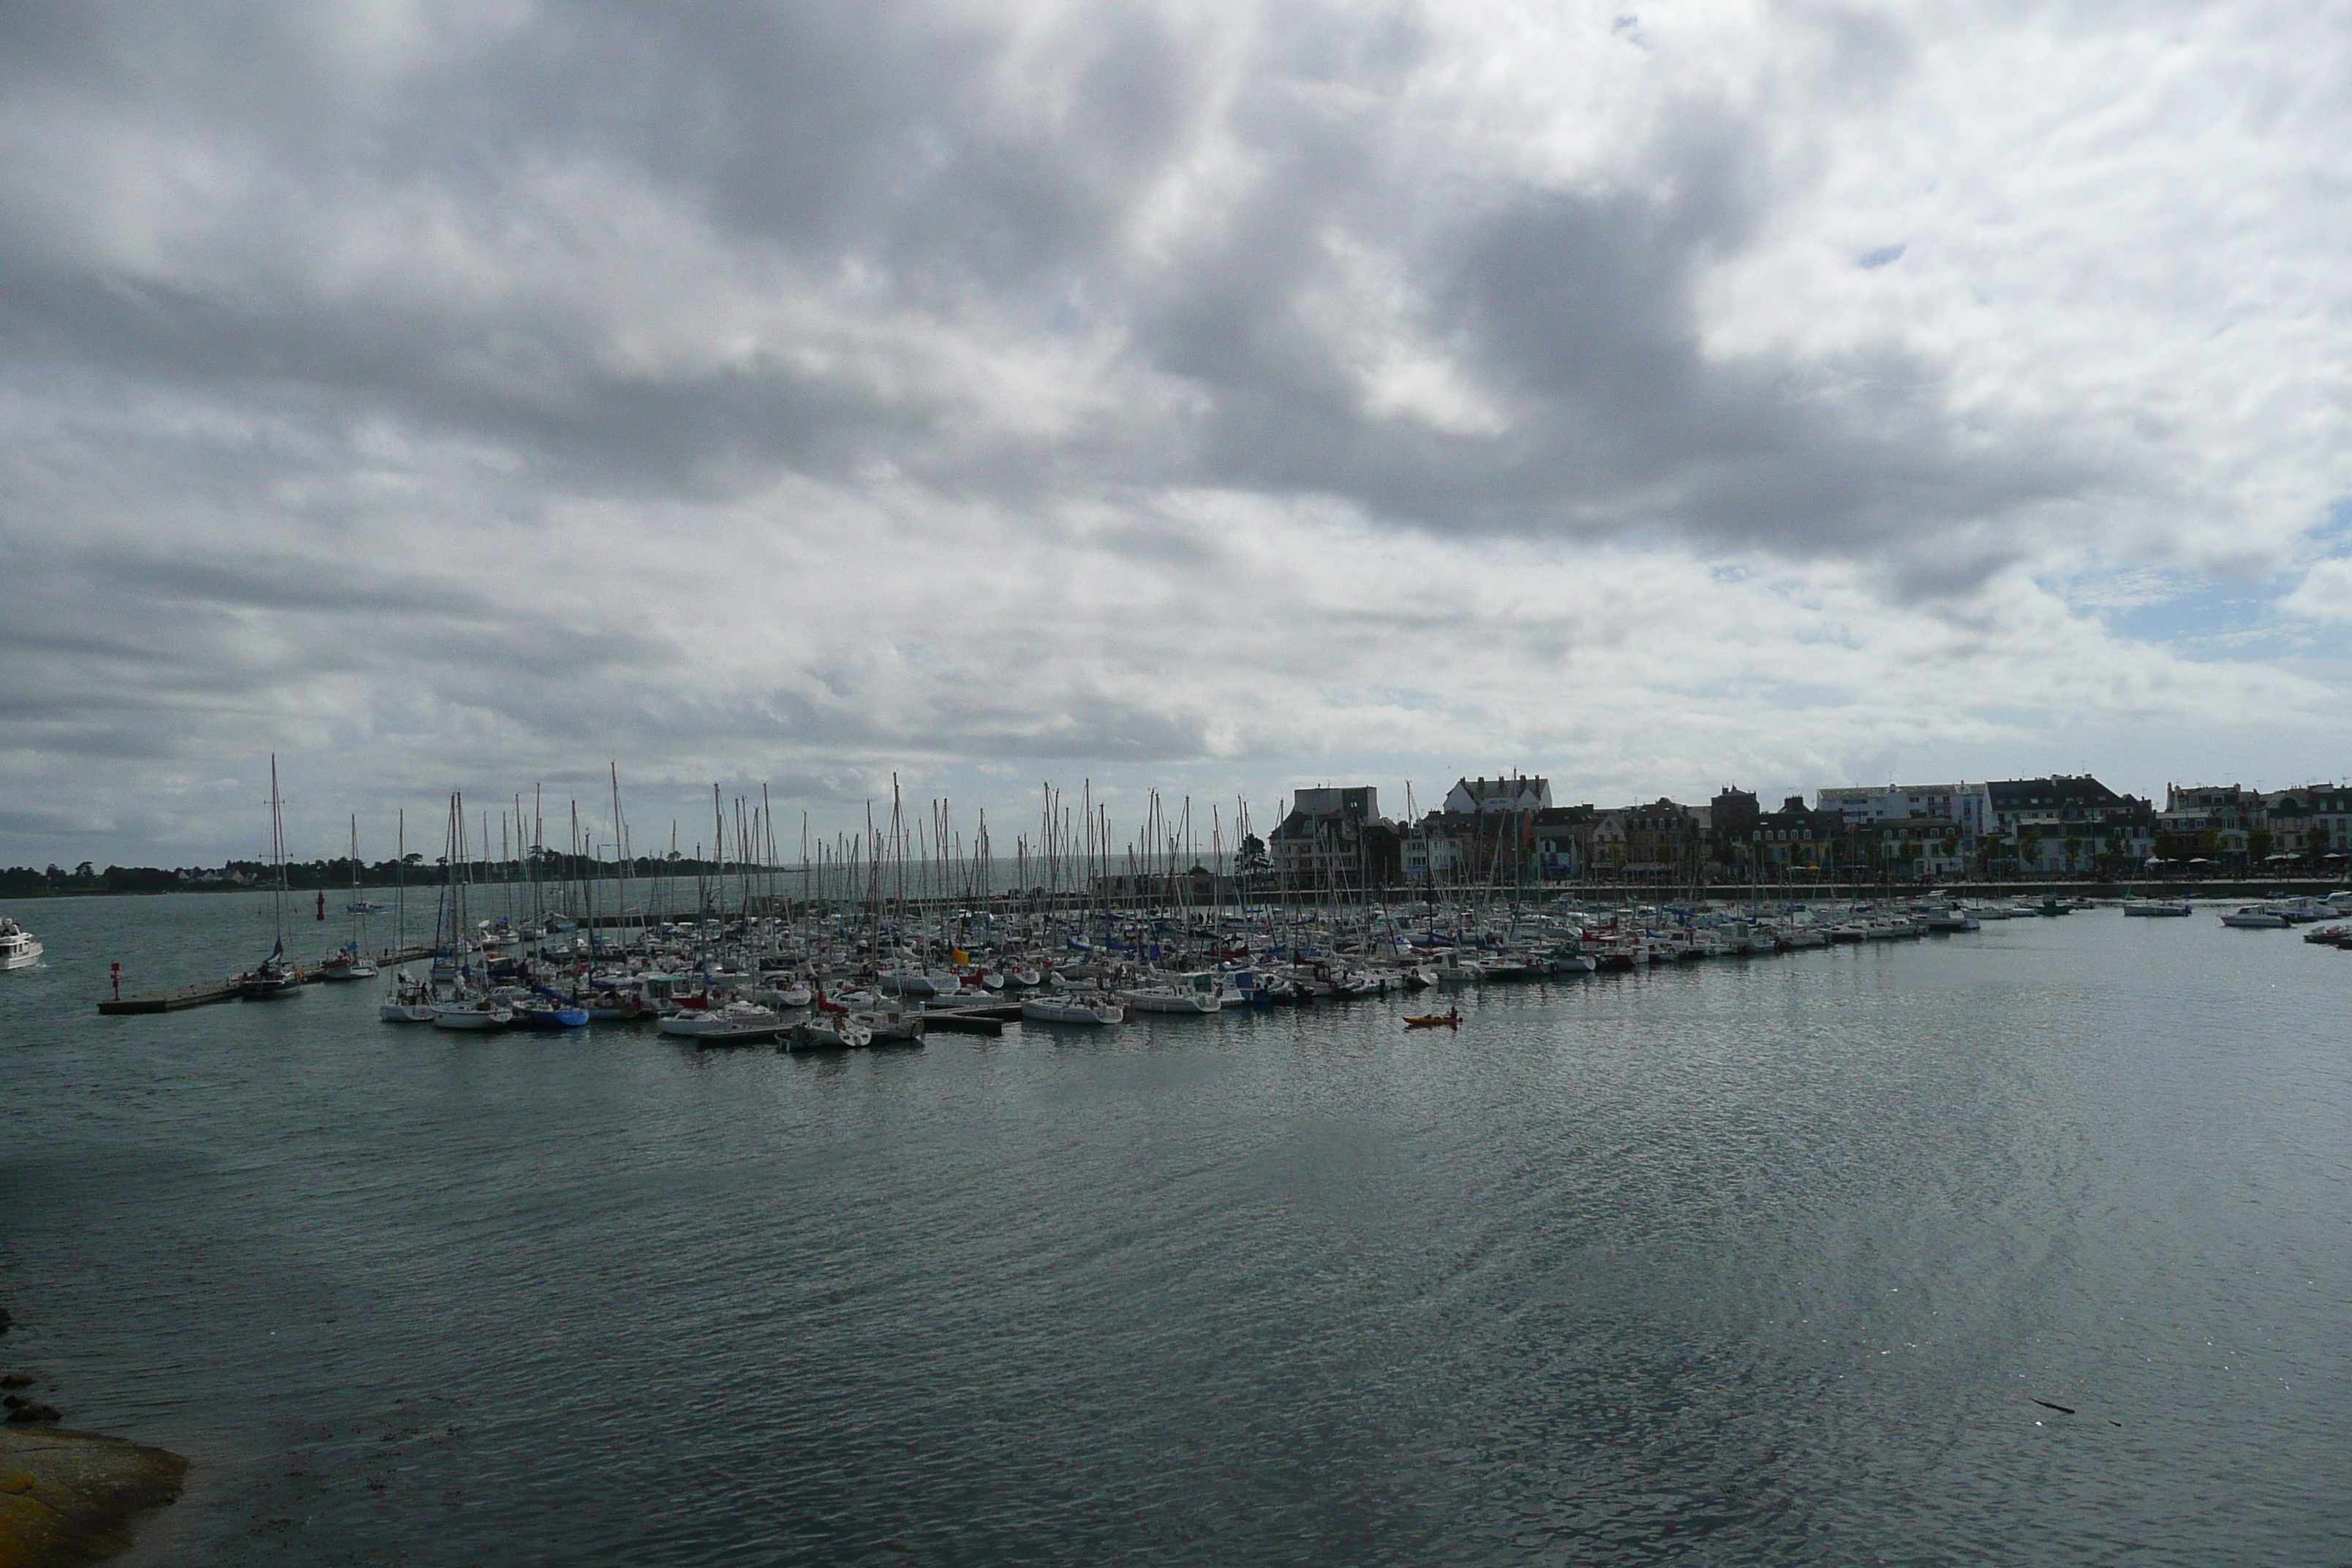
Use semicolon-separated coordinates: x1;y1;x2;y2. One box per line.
0;0;2092;572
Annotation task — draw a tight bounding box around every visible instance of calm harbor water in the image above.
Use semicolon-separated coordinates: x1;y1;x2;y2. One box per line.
3;892;2346;1564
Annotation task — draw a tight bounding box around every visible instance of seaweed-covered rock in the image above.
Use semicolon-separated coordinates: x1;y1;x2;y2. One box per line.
0;1427;189;1564
2;1401;60;1425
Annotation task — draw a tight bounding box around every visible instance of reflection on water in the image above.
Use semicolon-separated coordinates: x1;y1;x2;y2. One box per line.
2;892;2347;1564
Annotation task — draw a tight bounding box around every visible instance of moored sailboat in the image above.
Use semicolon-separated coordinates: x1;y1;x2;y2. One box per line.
237;756;303;1000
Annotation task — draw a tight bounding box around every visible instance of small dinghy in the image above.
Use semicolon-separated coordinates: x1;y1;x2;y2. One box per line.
1403;1009;1462;1030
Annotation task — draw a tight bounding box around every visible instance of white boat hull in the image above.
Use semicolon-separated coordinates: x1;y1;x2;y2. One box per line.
1021;997;1125;1025
657;1005;785;1041
789;1017;875;1049
1119;990;1220;1014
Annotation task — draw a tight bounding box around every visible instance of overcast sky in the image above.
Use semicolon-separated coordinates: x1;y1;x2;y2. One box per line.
4;1;2349;867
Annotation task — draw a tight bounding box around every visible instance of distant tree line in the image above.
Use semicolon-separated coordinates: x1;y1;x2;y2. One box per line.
0;850;739;897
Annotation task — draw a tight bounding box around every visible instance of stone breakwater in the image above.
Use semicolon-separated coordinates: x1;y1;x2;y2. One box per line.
0;1303;186;1567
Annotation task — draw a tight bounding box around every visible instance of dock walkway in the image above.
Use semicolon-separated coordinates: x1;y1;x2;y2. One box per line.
97;946;435;1015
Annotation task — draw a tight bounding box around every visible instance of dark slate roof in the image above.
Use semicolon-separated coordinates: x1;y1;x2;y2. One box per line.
1986;775;2125;810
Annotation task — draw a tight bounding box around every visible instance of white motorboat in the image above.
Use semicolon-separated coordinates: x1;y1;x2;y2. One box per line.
851;1003;926;1043
2219;906;2290;929
319;943;379;982
878;967;943;998
1020;995;1125;1025
657;1001;785;1043
0;918;42;971
788;1014;874;1049
1118;982;1221;1014
2122;900;2193;917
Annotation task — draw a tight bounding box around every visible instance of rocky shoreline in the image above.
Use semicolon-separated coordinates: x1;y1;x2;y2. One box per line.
0;1302;187;1568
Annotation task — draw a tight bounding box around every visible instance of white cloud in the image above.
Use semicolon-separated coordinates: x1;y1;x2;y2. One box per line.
1;0;2350;862
2282;558;2352;622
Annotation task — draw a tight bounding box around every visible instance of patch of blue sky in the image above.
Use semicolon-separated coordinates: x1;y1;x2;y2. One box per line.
2106;576;2302;655
1858;244;1906;269
2308;494;2352;548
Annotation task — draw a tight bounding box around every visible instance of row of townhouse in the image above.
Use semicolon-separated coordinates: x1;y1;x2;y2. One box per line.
1289;771;2349;890
2156;783;2352;864
1773;777;2160;877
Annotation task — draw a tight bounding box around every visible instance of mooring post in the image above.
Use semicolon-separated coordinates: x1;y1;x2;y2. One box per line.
110;961;121;1000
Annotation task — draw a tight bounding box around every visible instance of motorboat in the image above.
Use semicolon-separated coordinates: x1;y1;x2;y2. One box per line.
672;1000;786;1042
788;1014;875;1049
657;1001;784;1043
1118;979;1221;1014
2122;900;2194;916
850;1003;927;1043
508;993;591;1030
584;990;656;1022
1019;995;1125;1026
2219;906;2290;929
1403;1009;1462;1029
378;970;438;1023
318;943;378;981
0;918;42;971
431;995;513;1030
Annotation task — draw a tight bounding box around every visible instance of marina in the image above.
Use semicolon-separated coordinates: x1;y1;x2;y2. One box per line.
75;886;2352;1027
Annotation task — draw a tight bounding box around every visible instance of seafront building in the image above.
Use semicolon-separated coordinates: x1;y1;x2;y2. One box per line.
1367;771;2348;890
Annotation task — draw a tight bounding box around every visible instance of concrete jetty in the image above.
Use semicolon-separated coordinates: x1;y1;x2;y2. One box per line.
96;945;435;1015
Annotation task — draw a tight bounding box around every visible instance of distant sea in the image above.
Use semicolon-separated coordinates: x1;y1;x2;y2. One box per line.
3;890;2346;1565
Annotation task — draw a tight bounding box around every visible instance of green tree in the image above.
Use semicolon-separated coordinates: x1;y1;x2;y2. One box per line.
1235;833;1270;878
